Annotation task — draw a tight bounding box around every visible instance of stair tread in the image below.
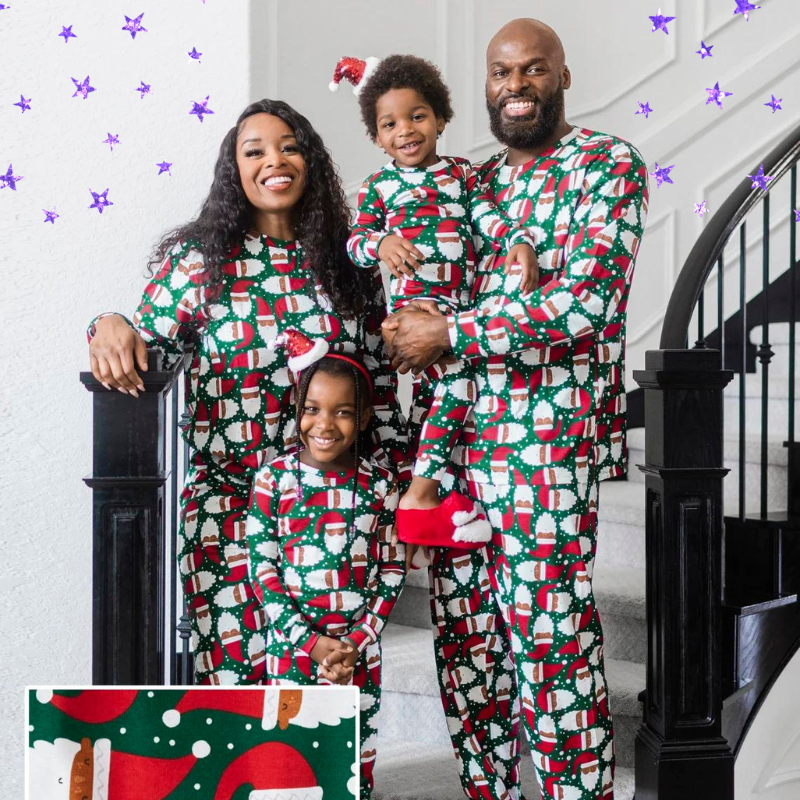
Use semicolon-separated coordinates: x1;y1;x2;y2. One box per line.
374;739;634;800
597;480;646;527
382;624;645;718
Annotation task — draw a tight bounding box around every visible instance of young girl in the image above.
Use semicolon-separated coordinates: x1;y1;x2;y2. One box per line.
245;330;405;799
330;54;539;544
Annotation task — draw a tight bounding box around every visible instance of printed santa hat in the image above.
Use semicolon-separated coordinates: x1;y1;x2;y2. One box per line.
162;688;303;731
270;327;328;374
214;742;322;800
328;55;380;95
35;689;138;724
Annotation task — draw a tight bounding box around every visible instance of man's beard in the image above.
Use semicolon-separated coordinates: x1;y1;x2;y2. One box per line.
486;80;564;151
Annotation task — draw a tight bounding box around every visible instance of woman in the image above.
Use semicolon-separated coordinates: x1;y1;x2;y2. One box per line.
88;99;407;684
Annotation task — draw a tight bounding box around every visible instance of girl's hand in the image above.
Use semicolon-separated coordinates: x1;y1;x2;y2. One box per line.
506;243;540;295
378;235;425;279
89;314;148;397
311;636;354;683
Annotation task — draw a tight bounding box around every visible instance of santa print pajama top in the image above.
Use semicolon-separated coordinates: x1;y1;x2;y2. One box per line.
87;233;408;476
245;454;405;658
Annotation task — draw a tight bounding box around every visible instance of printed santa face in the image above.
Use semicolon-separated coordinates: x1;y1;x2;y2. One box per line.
29;738;83;800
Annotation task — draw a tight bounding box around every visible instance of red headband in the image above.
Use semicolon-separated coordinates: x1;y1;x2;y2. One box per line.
319;353;374;394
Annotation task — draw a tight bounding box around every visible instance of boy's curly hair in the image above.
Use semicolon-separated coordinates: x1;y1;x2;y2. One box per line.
358;54;454;141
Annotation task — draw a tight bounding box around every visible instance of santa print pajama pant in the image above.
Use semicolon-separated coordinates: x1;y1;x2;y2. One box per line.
263;635;383;800
428;478;616;800
179;454;266;685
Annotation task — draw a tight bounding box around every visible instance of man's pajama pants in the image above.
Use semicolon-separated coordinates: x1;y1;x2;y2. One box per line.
428;477;616;800
179;454;266;685
263;634;383;799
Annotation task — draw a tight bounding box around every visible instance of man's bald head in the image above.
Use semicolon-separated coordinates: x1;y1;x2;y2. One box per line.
487;18;566;70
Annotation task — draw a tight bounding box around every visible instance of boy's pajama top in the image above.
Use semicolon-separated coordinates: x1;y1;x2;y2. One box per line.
87;233;407;685
245;454;405;799
422;128;649;800
347;156;534;480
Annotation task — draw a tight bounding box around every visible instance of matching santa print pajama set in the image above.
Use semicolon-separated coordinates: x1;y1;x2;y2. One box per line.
245;454;405;797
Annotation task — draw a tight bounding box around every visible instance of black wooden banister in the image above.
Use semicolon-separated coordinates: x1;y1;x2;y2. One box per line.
661;123;800;349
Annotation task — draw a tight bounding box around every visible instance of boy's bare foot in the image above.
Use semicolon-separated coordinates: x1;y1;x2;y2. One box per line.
398;476;441;510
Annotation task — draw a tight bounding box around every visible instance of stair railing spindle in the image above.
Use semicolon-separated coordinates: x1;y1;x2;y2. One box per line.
739;223;747;521
759;196;773;518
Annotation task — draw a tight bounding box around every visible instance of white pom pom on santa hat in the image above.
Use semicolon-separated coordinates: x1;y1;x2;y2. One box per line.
270;327;329;374
328;55;381;96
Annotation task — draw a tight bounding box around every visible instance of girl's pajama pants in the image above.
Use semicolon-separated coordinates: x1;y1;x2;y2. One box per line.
428;477;616;800
263;633;383;800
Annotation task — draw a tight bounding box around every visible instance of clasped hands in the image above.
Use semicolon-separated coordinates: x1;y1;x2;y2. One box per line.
310;635;359;684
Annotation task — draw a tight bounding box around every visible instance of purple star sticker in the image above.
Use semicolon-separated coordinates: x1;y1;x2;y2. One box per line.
650;162;675;187
793;209;800;223
135;81;151;99
58;25;76;43
14;95;31;113
157;161;172;175
694;201;710;216
747;164;774;191
734;1;761;22
1;163;23;191
649;8;675;34
43;207;59;224
103;133;120;151
705;82;732;108
89;188;113;213
122;13;147;39
765;95;782;113
190;96;214;122
697;41;713;58
0;4;10;9
188;47;202;62
636;101;653;119
71;76;96;100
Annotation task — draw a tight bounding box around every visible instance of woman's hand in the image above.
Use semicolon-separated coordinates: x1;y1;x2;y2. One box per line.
378;234;425;279
89;314;148;396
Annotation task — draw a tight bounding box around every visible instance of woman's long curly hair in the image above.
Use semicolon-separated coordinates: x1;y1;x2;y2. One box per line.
148;99;372;318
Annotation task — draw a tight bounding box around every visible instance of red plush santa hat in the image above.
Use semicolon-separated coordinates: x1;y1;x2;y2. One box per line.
270;327;329;374
328;55;381;95
214;742;322;800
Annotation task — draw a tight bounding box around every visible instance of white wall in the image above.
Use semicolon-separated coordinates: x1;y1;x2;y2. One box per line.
2;0;799;796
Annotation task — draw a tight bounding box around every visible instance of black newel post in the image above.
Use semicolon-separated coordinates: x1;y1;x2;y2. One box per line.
80;350;182;684
632;349;735;800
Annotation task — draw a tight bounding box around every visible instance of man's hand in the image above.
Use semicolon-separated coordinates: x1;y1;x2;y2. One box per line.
506;243;540;295
378;234;425;279
382;308;451;374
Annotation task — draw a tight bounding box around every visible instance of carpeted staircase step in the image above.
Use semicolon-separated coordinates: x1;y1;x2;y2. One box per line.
373;739;635;799
595;481;646;572
378;624;644;769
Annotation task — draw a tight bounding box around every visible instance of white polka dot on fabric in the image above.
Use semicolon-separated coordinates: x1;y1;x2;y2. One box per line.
313;741;319;748
147;691;154;698
120;728;126;734
154;736;160;743
206;718;212;724
227;743;234;750
245;723;252;730
169;740;175;746
194;784;201;791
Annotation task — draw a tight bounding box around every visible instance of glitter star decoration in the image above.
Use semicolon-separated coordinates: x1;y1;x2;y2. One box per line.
649;8;675;34
136;81;151;99
72;76;96;100
156;161;172;175
0;4;10;9
58;25;76;43
747;164;774;191
1;163;23;191
122;13;147;39
697;41;714;59
793;209;800;223
103;133;120;151
650;162;675;187
43;207;59;224
636;101;653;119
765;95;782;113
705;81;732;108
13;95;31;113
89;188;113;213
188;47;202;62
694;201;710;216
734;1;761;22
190;96;214;122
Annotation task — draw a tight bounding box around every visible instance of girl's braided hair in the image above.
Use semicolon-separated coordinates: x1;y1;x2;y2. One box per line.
294;355;373;533
148;99;373;320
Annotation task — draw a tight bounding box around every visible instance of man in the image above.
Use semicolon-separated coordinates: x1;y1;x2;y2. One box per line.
384;18;648;800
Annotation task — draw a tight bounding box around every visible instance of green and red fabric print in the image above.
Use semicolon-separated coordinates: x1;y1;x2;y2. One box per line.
246;454;405;798
421;128;649;800
28;687;358;799
87;233;408;686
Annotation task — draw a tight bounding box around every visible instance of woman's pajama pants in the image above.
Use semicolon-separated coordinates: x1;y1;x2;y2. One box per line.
178;455;266;685
263;634;383;799
429;477;616;800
